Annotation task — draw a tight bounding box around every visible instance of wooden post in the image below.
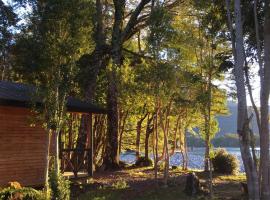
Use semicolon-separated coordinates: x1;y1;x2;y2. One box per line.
87;113;93;177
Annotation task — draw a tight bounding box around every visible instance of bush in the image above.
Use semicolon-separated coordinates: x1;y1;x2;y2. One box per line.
112;179;128;189
0;187;47;200
49;169;70;200
211;148;239;175
135;157;153;167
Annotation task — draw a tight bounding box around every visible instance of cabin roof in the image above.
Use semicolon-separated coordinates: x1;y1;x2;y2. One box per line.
0;81;107;114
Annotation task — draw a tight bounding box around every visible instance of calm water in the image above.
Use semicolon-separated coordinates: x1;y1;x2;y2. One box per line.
120;147;245;172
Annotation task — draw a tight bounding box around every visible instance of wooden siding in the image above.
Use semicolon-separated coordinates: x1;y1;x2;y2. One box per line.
0;106;48;187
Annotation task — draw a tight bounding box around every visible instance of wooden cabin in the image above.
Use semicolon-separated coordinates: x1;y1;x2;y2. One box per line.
0;81;106;187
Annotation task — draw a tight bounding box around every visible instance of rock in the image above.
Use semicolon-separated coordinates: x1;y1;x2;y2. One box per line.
184;172;201;196
171;165;178;170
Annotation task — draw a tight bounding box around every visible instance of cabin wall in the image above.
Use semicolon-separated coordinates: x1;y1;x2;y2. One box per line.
0;106;48;187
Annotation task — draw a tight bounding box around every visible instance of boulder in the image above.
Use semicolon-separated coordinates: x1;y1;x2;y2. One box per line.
184;172;201;196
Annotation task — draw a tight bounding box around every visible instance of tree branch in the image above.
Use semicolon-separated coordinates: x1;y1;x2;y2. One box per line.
121;0;151;43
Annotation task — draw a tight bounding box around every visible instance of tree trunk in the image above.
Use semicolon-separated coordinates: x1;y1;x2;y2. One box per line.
74;116;90;165
104;68;120;169
75;0;111;167
226;0;260;199
204;109;210;172
103;0;125;169
118;110;128;155
154;105;159;184
204;134;210;171
183;128;188;170
260;4;270;199
136;113;148;160
144;114;153;160
136;120;143;160
44;130;51;195
204;69;212;172
52;129;60;175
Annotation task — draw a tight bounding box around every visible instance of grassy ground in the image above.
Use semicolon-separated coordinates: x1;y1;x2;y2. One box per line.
71;167;246;200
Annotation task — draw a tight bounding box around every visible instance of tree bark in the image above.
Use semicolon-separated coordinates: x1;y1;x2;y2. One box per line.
136;113;148;160
103;0;125;169
104;68;120;169
145;114;154;160
118;110;128;155
44;130;51;195
226;0;260;199
135;120;143;160
52;129;60;175
260;2;270;198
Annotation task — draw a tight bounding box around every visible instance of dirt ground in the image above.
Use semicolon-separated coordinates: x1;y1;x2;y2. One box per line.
71;167;246;200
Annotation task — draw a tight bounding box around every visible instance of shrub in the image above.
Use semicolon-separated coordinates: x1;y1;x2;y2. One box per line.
135;157;153;167
211;148;239;175
112;179;128;189
49;158;70;200
49;169;70;200
0;187;47;200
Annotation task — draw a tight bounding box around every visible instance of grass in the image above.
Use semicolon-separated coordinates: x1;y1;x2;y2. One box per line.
73;184;190;200
71;167;247;200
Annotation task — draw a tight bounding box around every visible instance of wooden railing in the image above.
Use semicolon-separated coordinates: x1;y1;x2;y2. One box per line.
60;148;93;178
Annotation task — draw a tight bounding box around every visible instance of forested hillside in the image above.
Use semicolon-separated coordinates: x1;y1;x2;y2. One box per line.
217;101;260;136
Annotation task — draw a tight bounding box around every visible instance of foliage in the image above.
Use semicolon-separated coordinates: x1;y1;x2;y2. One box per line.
0;187;47;200
212;148;239;175
0;0;18;80
111;179;129;189
49;165;71;200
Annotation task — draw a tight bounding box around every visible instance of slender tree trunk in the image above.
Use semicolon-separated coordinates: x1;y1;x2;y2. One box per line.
53;129;60;175
160;101;172;187
226;0;260;199
44;130;51;195
253;0;263;190
136;120;143;160
75;116;90;165
118;111;128;155
260;4;270;198
145;114;154;160
204;69;212;172
184;128;188;170
154;105;160;184
136;113;148;160
204;133;210;171
163;123;169;187
170;114;180;157
204;109;210;172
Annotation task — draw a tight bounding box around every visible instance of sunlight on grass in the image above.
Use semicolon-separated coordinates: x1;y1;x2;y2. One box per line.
74;169;246;200
217;173;246;182
77;188;124;200
112;179;129;189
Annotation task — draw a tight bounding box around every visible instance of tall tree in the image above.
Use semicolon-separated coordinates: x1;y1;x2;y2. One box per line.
13;0;94;194
225;0;260;199
260;0;270;198
84;0;180;169
0;0;17;80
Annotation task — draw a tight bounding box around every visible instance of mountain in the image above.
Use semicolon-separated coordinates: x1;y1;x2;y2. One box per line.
216;101;259;136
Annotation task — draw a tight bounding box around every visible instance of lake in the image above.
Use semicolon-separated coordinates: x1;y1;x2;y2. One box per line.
120;147;245;172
